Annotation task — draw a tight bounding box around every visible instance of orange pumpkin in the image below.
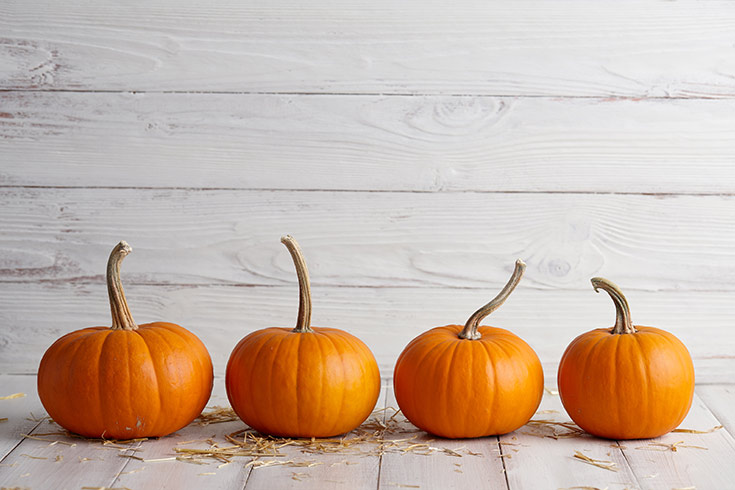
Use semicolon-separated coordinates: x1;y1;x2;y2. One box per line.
393;260;543;439
37;242;213;439
558;277;695;440
225;236;381;438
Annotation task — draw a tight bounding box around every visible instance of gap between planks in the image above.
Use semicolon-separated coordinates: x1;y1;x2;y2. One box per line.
1;185;734;198
2;89;733;100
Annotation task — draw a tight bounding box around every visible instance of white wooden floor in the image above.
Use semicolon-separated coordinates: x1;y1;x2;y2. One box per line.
1;375;734;490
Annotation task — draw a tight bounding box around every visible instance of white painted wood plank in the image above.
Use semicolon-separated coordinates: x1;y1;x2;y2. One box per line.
379;385;508;490
501;390;640;490
618;394;735;490
0;375;43;460
111;377;251;490
1;282;733;382
2;93;735;193
2;189;734;292
3;0;735;96
0;410;144;490
696;385;735;437
243;382;388;490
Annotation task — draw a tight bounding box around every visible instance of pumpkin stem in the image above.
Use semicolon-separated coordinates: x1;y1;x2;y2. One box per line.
459;259;526;340
107;241;138;331
281;235;313;333
591;277;636;334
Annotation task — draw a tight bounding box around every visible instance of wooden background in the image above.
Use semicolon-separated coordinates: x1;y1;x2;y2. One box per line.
1;0;734;383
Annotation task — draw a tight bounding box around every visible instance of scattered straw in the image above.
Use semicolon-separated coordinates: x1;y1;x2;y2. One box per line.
572;451;617;472
0;393;26;400
557;487;608;490
26;412;50;423
388;484;420;488
170;406;480;466
81;487;133;490
544;387;559;395
20;454;47;460
524;419;586;439
636;441;707;452
672;426;722;434
0;418;8;423
120;454;176;463
195;406;239;426
20;433;76;447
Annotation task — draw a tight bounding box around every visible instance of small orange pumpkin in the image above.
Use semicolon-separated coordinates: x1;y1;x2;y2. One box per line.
393;260;543;438
558;277;695;440
37;242;213;439
225;236;381;438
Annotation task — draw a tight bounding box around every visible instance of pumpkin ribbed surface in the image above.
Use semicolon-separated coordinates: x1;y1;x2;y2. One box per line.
394;324;543;439
226;326;380;438
558;326;694;440
38;321;213;439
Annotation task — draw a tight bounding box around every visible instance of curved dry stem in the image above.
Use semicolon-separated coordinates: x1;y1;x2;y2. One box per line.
107;241;138;331
281;235;313;333
459;259;526;340
591;277;636;334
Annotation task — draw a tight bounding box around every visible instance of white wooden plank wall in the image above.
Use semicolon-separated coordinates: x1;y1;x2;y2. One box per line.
1;0;734;383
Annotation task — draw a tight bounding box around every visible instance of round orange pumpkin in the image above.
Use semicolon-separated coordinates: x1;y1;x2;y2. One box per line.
37;241;213;439
393;260;543;439
225;236;381;438
558;277;695;440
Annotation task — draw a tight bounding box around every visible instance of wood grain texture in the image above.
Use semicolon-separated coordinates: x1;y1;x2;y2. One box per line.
3;0;735;96
695;385;735;437
113;378;251;490
2;376;735;490
501;391;640;490
0;399;145;490
501;390;735;490
3;92;735;193
379;388;508;490
1;282;733;381
243;383;387;490
617;394;735;489
2;188;734;291
0;375;43;461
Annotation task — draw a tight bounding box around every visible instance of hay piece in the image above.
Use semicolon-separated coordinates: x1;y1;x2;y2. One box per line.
195;406;239;426
572;451;618;472
557;487;609;490
524;419;586;439
0;393;26;400
20;433;76;447
636;441;707;452
672;426;722;434
81;487;133;490
0;418;8;423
